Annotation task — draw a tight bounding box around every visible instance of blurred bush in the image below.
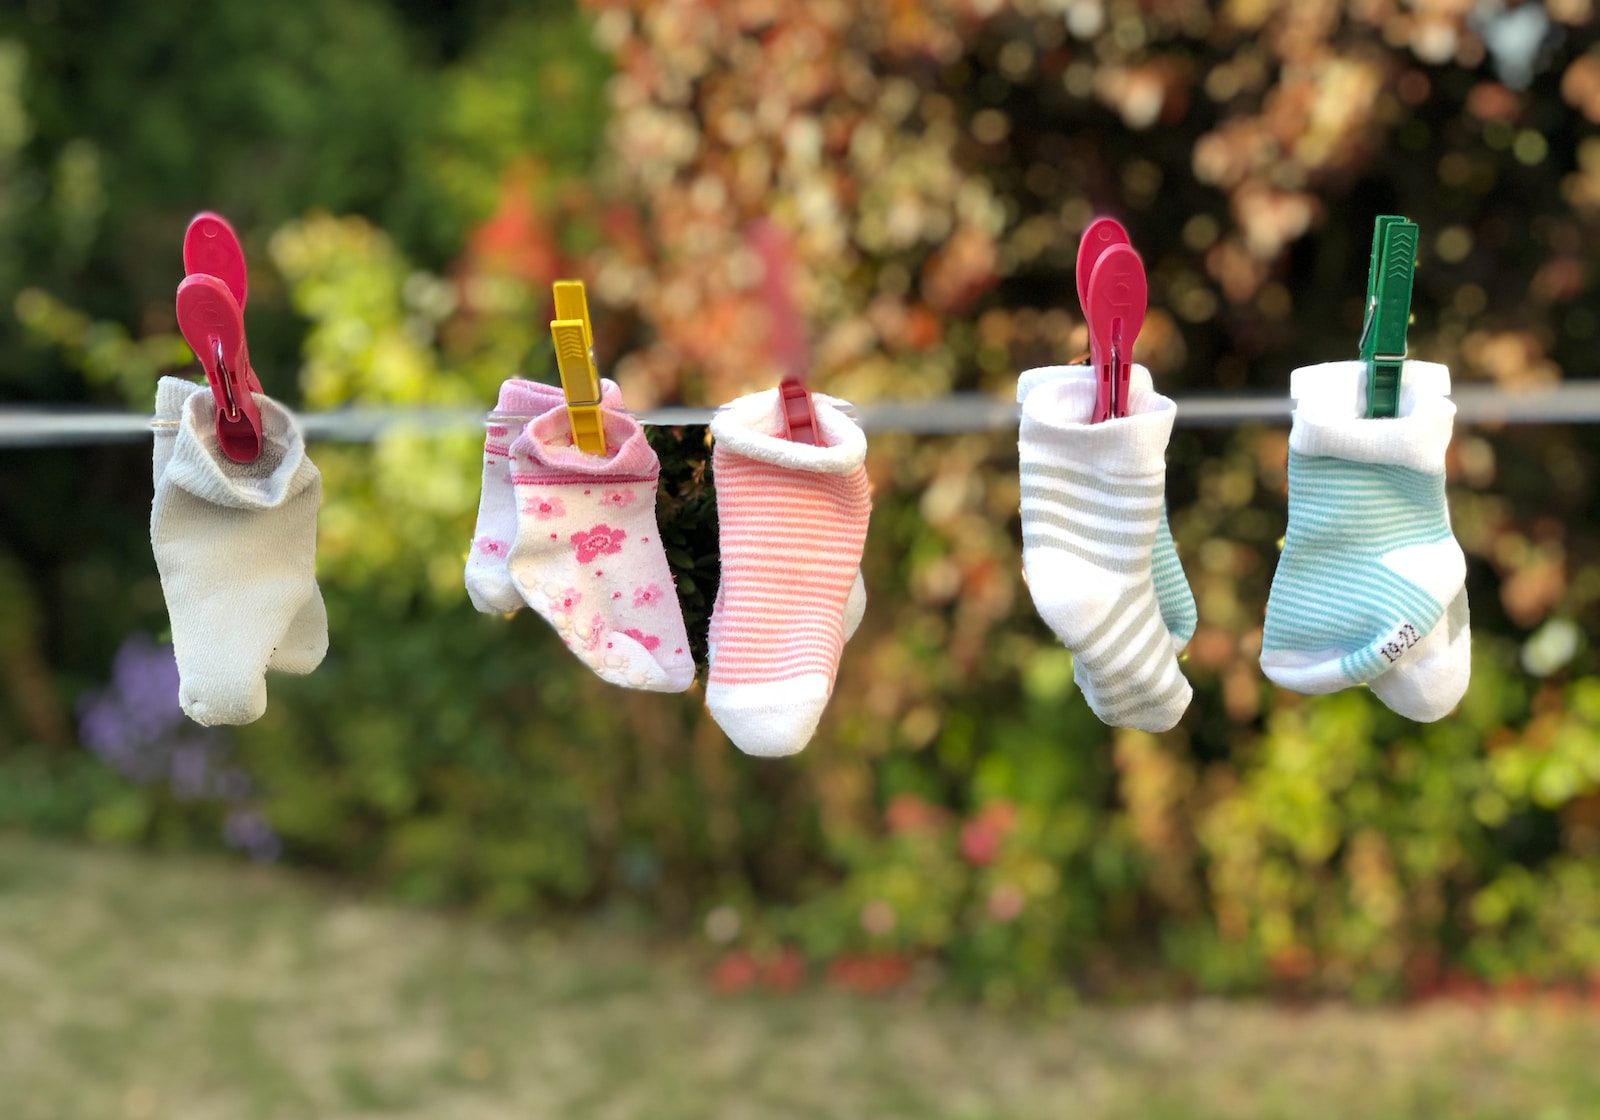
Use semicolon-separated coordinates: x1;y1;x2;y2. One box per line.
1;0;1599;1002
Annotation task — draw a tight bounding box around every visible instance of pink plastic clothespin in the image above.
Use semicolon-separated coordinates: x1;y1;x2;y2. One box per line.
750;219;820;446
175;212;262;463
1076;217;1148;424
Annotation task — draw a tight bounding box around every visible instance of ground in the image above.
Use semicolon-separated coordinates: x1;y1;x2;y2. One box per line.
0;836;1596;1120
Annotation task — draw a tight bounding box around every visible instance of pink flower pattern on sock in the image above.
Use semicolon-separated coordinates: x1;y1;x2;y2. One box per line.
524;495;566;520
572;524;627;564
474;536;508;557
622;628;661;652
505;399;693;693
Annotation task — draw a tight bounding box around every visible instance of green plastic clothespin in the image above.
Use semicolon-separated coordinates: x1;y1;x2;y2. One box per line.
1357;215;1419;419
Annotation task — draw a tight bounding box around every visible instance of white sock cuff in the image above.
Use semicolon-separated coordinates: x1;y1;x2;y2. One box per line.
164;389;320;509
711;388;866;474
156;375;206;420
1288;361;1455;472
1016;363;1155;404
1019;375;1176;477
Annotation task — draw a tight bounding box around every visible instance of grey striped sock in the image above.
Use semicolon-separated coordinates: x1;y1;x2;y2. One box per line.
1018;377;1193;732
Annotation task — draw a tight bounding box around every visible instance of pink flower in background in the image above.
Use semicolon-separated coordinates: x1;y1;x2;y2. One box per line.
959;801;1017;867
987;884;1025;923
621;627;661;652
474;536;508;557
551;588;582;614
859;900;896;936
885;792;949;836
524;495;566;520
632;583;665;608
572;524;626;563
602;488;637;509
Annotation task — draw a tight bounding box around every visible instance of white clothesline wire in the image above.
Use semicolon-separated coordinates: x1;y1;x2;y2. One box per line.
1;382;1598;448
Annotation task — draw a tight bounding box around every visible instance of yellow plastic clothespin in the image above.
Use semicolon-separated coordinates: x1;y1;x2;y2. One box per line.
551;279;607;455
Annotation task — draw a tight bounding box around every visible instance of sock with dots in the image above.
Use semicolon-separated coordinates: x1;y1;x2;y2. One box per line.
505;397;693;692
466;377;622;614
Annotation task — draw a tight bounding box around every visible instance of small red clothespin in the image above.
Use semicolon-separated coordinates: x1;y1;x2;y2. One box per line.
175;212;262;463
1077;217;1148;424
750;219;819;445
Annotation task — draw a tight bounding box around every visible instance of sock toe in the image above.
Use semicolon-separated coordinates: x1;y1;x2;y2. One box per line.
707;677;830;757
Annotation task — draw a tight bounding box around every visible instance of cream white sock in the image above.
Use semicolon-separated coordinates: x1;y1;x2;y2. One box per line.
152;377;327;725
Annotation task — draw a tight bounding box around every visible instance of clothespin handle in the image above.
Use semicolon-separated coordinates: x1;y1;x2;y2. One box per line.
1359;215;1419;420
550;279;607;456
183;213;263;398
1085;244;1147;423
1077;217;1130;312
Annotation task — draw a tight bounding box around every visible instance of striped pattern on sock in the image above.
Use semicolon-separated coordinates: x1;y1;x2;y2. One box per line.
707;450;871;691
1262;450;1456;685
1020;455;1191;732
1016;364;1195;650
1151;508;1197;645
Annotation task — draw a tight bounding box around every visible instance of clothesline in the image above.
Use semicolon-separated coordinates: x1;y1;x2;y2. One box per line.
2;382;1598;448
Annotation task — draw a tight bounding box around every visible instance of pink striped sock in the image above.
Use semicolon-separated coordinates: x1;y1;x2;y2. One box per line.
466;377;622;614
506;399;693;693
706;390;872;756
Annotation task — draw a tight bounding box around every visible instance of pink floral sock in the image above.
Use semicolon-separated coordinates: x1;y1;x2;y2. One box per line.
506;401;693;692
466;377;621;613
706;389;872;756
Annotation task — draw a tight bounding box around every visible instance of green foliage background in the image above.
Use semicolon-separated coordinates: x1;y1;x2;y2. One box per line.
1;0;1598;1003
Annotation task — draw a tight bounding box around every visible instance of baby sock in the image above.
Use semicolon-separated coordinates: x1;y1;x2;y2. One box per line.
506;400;693;692
1018;364;1196;648
151;376;327;725
466;377;622;613
705;389;872;757
1018;374;1192;732
1261;360;1469;721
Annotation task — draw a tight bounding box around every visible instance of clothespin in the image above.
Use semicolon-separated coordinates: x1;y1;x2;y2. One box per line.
1076;217;1148;424
1358;215;1419;419
550;279;607;455
175;212;262;463
749;219;819;444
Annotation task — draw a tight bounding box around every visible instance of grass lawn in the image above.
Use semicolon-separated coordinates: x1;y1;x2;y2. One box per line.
0;837;1596;1119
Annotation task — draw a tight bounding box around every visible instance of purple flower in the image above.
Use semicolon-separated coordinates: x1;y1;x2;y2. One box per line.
78;635;279;862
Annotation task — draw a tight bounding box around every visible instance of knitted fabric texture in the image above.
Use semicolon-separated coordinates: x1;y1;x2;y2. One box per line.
1018;373;1193;732
1018;363;1196;646
706;389;872;757
1261;360;1469;721
466;376;623;613
506;400;693;693
151;377;326;726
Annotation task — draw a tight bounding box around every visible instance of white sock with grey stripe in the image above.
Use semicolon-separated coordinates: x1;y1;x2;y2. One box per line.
1018;365;1197;648
1018;374;1192;732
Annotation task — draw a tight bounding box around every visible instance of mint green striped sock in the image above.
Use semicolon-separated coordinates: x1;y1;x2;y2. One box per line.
1152;507;1197;646
1260;362;1468;714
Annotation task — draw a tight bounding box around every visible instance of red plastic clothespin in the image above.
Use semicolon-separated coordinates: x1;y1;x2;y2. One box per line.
1076;217;1148;424
175;212;262;463
750;219;820;445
